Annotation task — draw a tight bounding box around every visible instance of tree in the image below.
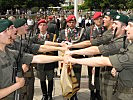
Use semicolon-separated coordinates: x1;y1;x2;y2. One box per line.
83;0;132;10
0;0;64;13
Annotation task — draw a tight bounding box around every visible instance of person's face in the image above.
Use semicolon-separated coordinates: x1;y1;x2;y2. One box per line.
94;17;103;26
0;28;13;45
17;24;28;35
67;20;76;29
103;16;113;28
125;22;133;41
112;21;125;37
7;25;17;41
38;23;48;33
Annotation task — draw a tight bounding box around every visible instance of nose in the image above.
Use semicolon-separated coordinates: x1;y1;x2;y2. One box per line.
125;25;129;31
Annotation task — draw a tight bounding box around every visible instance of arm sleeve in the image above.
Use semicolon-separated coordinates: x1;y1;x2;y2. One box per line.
109;52;132;71
91;30;113;46
98;38;124;56
29;43;40;54
57;30;65;43
22;53;33;65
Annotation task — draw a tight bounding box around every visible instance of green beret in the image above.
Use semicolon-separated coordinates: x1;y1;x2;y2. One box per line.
13;19;26;28
104;10;118;19
114;14;129;25
129;15;133;22
0;20;13;33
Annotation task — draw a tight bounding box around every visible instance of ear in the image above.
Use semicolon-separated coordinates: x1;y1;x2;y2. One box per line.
46;25;48;29
110;19;114;23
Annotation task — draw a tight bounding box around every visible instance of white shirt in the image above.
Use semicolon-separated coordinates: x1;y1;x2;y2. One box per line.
27;19;34;26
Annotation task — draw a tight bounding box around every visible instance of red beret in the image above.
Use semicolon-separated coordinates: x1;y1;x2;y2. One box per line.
66;15;76;22
48;16;53;20
92;12;103;20
38;19;47;25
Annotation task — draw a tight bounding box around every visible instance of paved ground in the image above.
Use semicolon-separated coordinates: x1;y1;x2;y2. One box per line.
33;65;90;100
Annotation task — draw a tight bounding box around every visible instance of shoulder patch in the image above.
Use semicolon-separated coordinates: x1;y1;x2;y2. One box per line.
118;54;129;63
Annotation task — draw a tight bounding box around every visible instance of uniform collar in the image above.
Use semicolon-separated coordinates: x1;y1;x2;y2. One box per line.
40;32;47;36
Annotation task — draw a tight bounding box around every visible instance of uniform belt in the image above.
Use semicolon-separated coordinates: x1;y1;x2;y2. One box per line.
117;86;133;93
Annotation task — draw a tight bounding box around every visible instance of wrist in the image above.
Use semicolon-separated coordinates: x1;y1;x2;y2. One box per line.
58;43;62;47
59;56;64;61
15;83;21;89
71;58;76;64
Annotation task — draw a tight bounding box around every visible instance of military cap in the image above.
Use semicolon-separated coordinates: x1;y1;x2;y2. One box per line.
38;19;47;25
0;20;13;33
104;10;118;19
129;15;133;22
92;12;103;20
48;16;53;20
66;15;76;22
13;18;26;28
114;14;129;25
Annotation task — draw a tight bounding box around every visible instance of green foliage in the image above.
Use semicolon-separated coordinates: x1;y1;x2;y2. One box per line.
62;6;68;10
0;0;64;12
0;0;132;12
78;4;89;10
82;0;133;10
67;5;74;10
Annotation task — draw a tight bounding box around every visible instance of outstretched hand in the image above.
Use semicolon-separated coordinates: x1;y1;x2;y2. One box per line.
63;49;75;65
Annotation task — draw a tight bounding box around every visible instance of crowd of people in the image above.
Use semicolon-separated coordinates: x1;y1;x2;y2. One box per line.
0;9;133;100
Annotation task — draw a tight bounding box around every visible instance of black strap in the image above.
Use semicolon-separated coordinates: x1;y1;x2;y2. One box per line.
24;31;32;53
123;35;127;49
113;28;117;39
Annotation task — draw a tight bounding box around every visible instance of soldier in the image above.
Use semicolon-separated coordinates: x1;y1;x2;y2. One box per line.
47;15;59;38
60;15;67;30
64;16;133;100
30;19;56;100
58;15;87;100
47;15;59;70
66;14;129;100
0;19;64;100
0;19;25;100
86;11;104;100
